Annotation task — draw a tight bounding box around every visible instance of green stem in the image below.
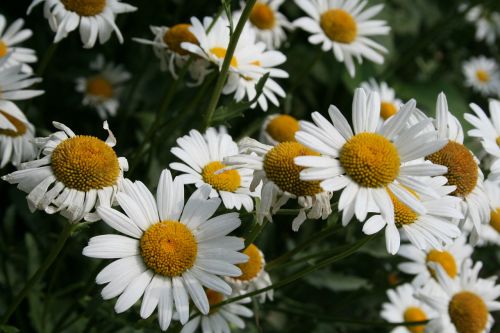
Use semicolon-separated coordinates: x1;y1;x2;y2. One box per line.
1;223;77;325
36;43;59;78
244;219;268;248
202;0;257;130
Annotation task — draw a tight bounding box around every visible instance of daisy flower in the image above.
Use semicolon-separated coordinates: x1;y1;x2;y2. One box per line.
75;55;131;119
27;0;137;48
226;243;273;303
170;127;256;212
180;289;253;333
465;5;500;46
462;56;500;97
397;236;472;287
417;259;500;333
260;114;300;145
380;283;435;333
0;65;44;101
425;93;490;244
0;100;36;168
294;89;448;229
225;138;333;231
2;121;128;222
82;170;248;331
0;15;37;74
293;0;390;77
470;179;500;246
360;78;402;123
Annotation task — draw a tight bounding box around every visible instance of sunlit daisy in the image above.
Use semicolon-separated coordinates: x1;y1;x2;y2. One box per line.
417;259;500;333
0;65;44;101
397;236;472;287
225;138;332;231
462;56;499;96
380;283;435;333
360;78;402;123
27;0;137;48
0;100;36;168
260;114;300;145
465;5;500;46
83;170;248;331
294;89;448;229
75;55;131;119
293;0;390;77
226;243;273;303
471;179;500;246
2;121;128;222
0;15;37;74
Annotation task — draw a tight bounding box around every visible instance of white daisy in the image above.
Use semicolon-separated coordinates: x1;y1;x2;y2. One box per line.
417;259;500;333
465;5;500;46
472;179;500;246
397;236;472;287
259;113;300;145
170;127;256;212
0;15;37;74
27;0;137;48
82;170;248;331
462;56;500;96
75;54;131;119
0;100;36;168
380;283;435;333
360;78;402;123
293;0;390;77
294;89;448;231
225;138;333;231
2;121;128;222
0;64;44;101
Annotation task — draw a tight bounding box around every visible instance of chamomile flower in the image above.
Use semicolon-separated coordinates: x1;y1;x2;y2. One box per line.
2;121;128;222
225;138;333;231
293;0;390;77
170;127;256;212
474;179;500;246
75;55;131;119
0;65;43;101
360;78;402;122
0;15;37;74
462;57;499;97
226;243;273;303
417;259;500;333
380;283;435;333
398;237;472;287
0;100;36;168
27;0;137;48
260;114;300;145
465;5;500;46
294;89;448;229
83;170;248;331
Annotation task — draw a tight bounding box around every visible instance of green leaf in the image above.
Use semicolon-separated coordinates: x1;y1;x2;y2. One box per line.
0;325;19;333
306;270;372;292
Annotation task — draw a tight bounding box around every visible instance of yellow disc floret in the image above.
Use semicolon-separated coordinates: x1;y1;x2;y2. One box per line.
0;41;8;58
235;244;263;281
490;208;500;233
51;136;120;192
448;291;488;333
388;189;419;227
0;111;27;137
163;24;198;56
380;102;398;120
403;306;427;333
263;142;323;196
320;9;357;44
340;133;400;188
140;221;197;277
202;161;241;192
496;137;500;148
476;69;490;83
61;0;106;16
210;47;238;67
266;114;300;143
426;141;478;197
426;250;457;278
250;2;276;30
86;76;113;99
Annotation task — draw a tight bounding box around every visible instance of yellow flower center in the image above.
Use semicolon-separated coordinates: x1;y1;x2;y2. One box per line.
426;141;478;197
476;69;490;83
51;136;120;192
320;9;357;44
448;291;488;333
249;2;276;30
380;102;398;120
0;111;27;137
235;244;263;281
0;40;8;58
426;250;457;278
86;76;113;99
339;133;400;188
60;0;106;16
496;137;500;147
201;161;241;192
403;306;427;333
140;221;197;277
163;24;198;56
206;288;224;314
490;208;500;233
388;189;419;227
263;141;323;196
210;47;238;67
266;114;300;143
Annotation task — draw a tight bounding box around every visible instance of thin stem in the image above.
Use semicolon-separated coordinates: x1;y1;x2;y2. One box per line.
36;43;59;77
202;0;257;130
244;219;268;248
